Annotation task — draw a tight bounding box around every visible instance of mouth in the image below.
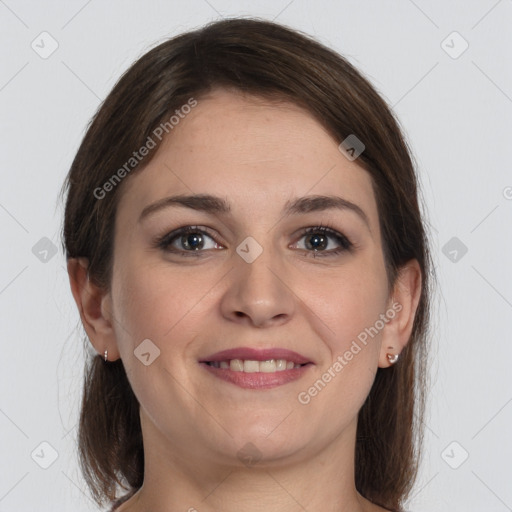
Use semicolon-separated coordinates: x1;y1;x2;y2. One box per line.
198;347;314;389
204;359;306;371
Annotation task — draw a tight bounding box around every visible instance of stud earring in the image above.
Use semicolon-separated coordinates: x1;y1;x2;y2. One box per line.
104;349;108;362
387;353;399;364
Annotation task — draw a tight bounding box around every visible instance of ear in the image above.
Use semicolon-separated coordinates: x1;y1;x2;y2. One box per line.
378;259;422;368
67;257;120;361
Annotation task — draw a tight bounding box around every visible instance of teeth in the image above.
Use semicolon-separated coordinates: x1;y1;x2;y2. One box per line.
276;359;287;371
260;360;276;373
212;359;303;372
243;360;259;373
230;359;244;372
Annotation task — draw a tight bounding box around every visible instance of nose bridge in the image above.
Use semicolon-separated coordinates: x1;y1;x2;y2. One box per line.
221;234;295;326
238;237;280;291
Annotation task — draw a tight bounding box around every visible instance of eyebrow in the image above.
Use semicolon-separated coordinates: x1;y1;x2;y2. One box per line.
138;193;370;228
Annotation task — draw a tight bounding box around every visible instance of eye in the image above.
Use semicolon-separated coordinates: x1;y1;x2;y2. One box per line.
291;226;353;257
154;224;354;258
155;226;223;256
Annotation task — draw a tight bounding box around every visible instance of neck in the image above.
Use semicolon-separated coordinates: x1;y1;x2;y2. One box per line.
118;410;375;512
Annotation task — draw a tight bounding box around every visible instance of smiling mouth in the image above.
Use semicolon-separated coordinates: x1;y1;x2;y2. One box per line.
200;359;313;390
205;359;309;372
199;347;313;389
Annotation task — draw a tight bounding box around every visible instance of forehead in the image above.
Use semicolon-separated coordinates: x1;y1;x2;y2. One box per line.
117;88;378;226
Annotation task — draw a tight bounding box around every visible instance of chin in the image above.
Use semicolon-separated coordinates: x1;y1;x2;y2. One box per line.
209;421;313;465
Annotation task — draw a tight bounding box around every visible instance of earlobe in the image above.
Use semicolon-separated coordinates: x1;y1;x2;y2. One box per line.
379;259;422;368
67;258;120;361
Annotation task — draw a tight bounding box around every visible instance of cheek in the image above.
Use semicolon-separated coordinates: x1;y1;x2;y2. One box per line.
291;270;389;447
295;271;388;427
109;263;212;428
112;259;206;342
306;261;389;350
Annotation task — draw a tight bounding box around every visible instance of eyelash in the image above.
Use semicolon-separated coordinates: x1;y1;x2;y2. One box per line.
153;224;354;258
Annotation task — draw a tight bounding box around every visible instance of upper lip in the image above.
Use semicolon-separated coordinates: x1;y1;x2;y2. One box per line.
199;347;312;365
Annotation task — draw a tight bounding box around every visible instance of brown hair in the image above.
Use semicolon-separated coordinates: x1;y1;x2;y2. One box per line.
61;17;432;512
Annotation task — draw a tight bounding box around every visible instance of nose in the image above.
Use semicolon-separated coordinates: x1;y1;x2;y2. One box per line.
220;243;296;328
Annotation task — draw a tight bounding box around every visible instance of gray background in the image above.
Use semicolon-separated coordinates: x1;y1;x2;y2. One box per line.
1;1;511;511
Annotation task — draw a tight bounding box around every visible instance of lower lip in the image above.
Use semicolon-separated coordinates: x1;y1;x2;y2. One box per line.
200;362;313;389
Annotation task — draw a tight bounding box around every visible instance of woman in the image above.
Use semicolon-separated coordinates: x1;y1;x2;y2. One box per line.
62;17;431;512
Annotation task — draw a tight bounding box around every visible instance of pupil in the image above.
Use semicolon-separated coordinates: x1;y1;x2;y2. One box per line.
183;233;203;250
307;233;326;250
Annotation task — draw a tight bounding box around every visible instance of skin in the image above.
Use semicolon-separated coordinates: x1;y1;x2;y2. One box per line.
68;88;421;512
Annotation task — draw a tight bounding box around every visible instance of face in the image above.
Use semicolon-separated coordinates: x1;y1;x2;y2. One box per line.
108;88;393;467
